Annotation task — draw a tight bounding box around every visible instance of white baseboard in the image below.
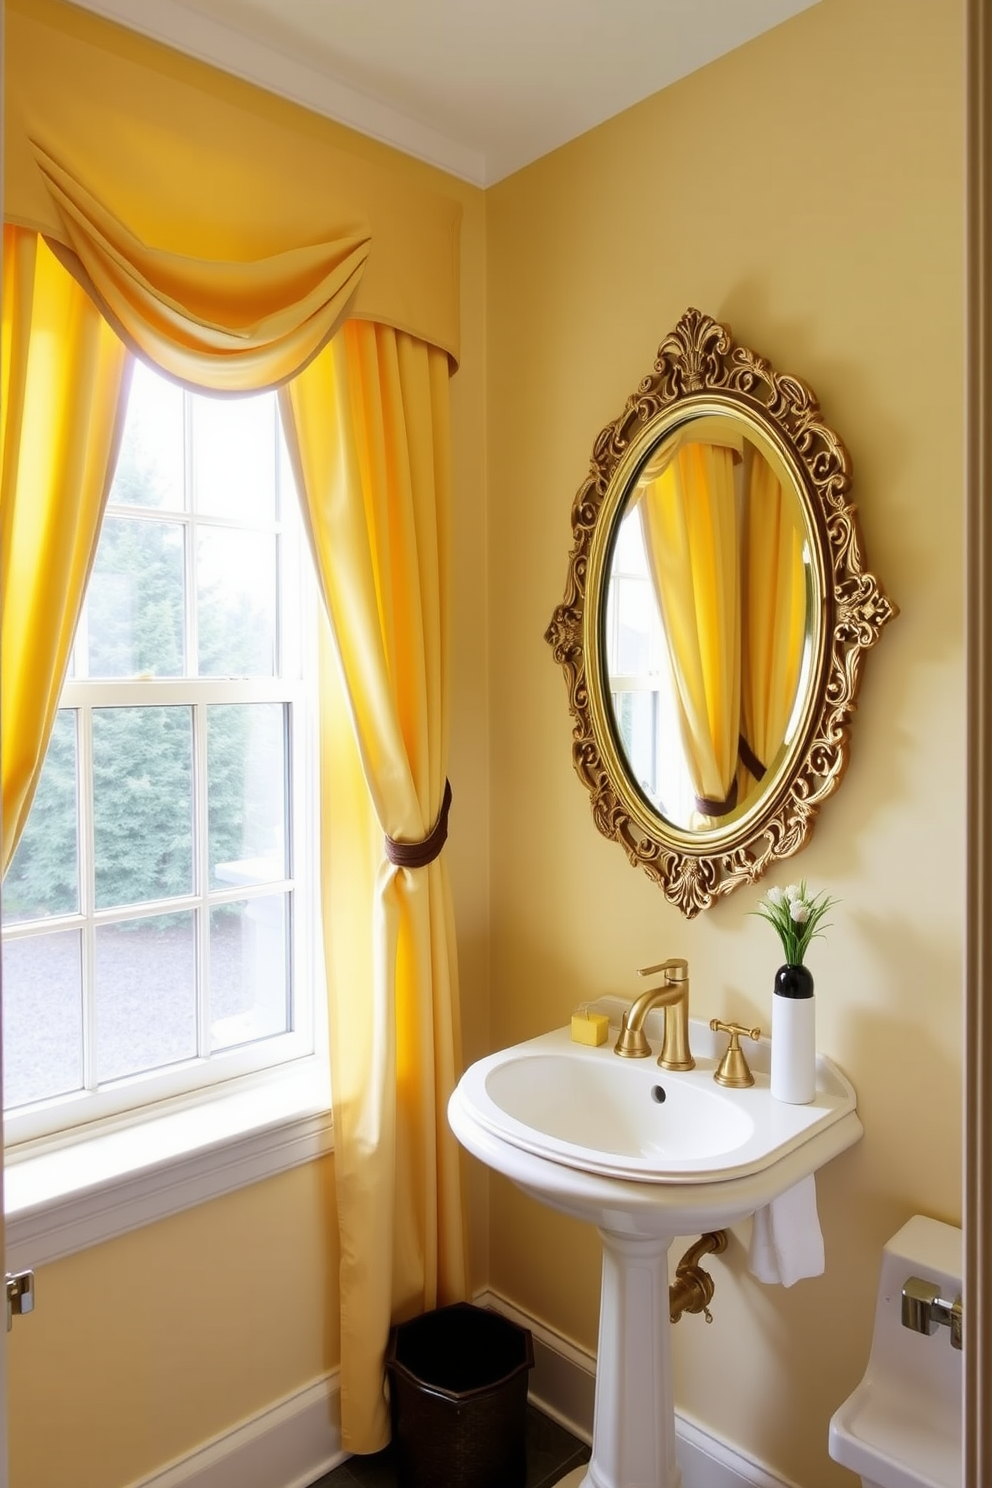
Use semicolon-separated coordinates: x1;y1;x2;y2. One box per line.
126;1371;345;1488
478;1290;804;1488
122;1300;804;1488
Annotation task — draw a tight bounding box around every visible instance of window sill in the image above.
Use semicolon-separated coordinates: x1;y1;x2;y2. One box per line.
4;1060;333;1272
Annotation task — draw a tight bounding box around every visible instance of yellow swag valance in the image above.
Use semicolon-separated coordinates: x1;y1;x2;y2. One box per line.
36;143;371;392
5;0;462;370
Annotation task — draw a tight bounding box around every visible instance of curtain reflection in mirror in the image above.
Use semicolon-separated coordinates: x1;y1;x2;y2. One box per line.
608;426;808;831
741;446;808;801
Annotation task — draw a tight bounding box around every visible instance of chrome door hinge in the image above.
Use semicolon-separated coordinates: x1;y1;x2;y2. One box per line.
6;1270;35;1331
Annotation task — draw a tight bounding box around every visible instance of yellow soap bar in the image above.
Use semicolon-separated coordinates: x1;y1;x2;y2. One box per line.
571;1011;610;1046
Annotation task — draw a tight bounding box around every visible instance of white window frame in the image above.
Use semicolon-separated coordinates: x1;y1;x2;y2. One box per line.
605;523;696;822
2;381;333;1263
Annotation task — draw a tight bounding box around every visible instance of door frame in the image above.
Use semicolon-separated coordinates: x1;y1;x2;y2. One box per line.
966;0;991;1477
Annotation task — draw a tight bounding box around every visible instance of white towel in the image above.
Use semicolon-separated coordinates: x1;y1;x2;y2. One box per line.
748;1175;825;1287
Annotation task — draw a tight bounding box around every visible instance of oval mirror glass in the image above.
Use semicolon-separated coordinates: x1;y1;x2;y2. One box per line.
602;414;816;837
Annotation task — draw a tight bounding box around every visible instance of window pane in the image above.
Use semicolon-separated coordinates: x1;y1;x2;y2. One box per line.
613;510;649;575
210;896;289;1052
93;707;193;908
208;704;287;888
197;528;276;676
3;710;79;925
86;516;185;678
96;912;197;1082
191;393;277;523
612;690;657;798
110;358;185;509
279;430;304;679
613;575;655;675
2;930;83;1106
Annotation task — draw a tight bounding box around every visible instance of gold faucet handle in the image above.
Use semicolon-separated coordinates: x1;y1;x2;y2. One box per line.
709;1019;761;1088
638;958;688;981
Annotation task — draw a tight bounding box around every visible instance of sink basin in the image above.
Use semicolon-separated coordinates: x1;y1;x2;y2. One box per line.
479;1045;754;1175
453;1017;858;1187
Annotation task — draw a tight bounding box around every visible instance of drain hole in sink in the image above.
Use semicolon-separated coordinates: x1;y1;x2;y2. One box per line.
651;1085;667;1104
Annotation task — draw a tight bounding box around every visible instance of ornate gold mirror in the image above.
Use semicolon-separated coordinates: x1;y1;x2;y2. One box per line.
546;308;896;916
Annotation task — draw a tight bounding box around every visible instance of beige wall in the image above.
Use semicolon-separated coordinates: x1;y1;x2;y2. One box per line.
8;1166;338;1488
485;0;964;1481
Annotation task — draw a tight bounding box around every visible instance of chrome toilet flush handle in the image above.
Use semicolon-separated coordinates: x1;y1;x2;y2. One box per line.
901;1276;963;1350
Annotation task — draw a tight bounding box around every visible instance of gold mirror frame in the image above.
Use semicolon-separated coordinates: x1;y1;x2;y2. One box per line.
545;308;897;917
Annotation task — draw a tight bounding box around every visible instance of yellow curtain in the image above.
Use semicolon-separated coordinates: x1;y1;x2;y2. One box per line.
740;449;807;792
1;226;131;871
280;321;467;1451
638;440;742;818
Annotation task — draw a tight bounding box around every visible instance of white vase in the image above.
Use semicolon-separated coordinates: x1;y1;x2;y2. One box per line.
770;964;816;1104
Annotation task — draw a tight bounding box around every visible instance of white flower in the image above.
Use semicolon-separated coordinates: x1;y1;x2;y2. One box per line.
785;883;802;902
766;886;785;907
790;900;810;924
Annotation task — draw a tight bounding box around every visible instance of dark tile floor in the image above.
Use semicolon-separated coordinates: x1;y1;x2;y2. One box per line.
307;1404;590;1488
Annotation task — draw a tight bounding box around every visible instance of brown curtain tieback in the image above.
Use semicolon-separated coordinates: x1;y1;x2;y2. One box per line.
695;777;738;818
696;735;766;818
738;733;767;782
384;779;452;868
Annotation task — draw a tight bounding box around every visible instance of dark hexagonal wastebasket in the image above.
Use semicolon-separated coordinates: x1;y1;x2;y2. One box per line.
386;1302;534;1488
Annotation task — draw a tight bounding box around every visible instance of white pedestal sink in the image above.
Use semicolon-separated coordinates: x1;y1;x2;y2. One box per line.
447;1011;862;1488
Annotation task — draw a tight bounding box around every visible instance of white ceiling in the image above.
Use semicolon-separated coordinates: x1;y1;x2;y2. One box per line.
70;0;819;186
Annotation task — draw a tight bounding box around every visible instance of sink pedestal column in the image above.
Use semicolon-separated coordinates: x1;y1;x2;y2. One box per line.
558;1227;682;1488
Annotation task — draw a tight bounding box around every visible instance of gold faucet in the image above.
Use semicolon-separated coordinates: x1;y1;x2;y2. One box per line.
613;959;694;1070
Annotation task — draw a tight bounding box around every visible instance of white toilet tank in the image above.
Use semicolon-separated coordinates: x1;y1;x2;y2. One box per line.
828;1214;962;1488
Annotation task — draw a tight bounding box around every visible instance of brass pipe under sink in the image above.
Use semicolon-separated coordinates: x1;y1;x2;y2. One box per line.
669;1230;728;1324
